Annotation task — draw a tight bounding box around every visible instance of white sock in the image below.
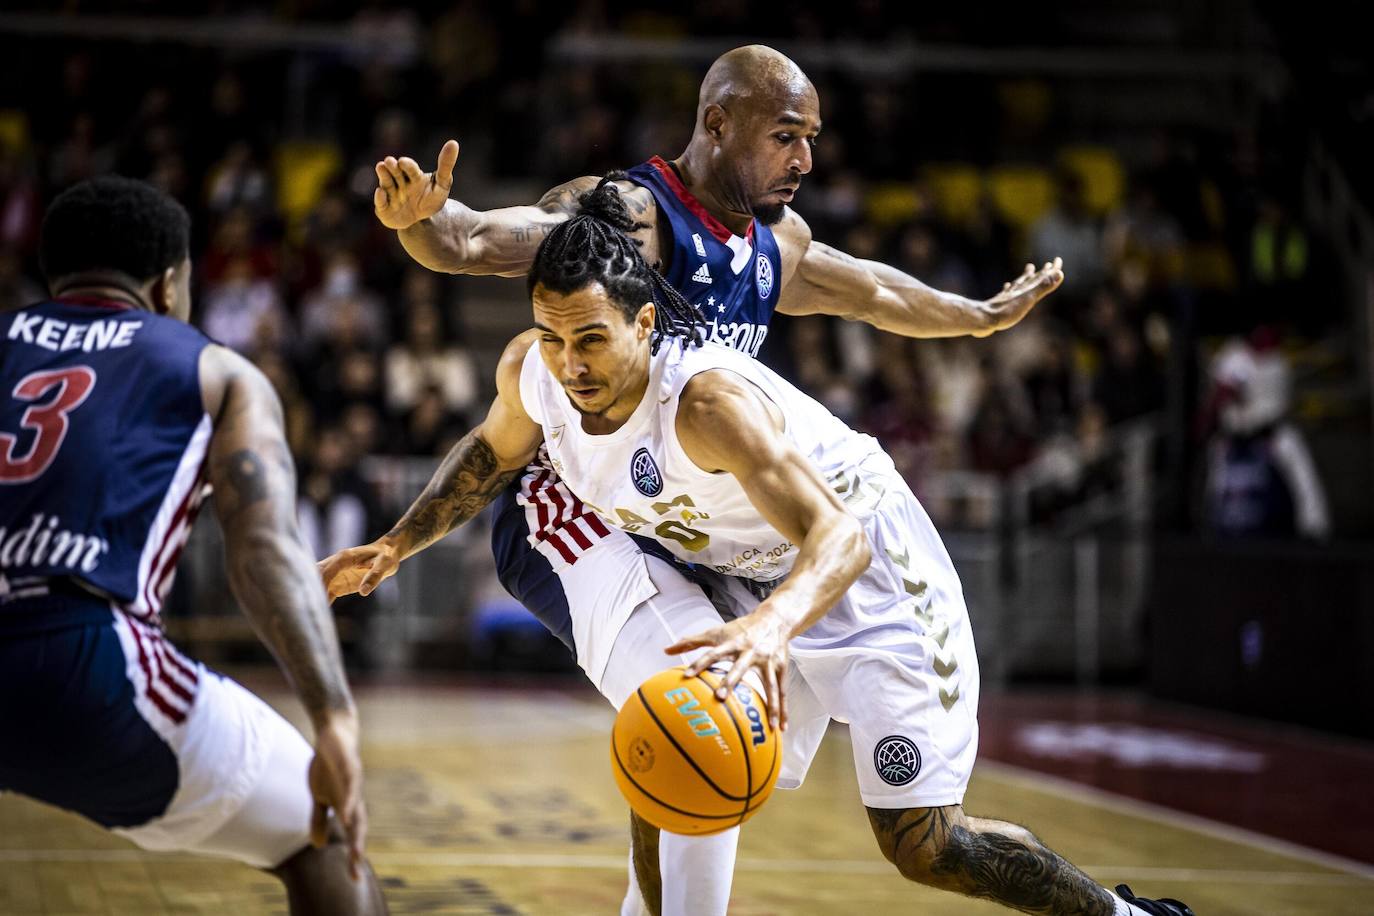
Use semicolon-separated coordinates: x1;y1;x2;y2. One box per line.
659;827;739;916
1111;888;1151;916
620;845;650;916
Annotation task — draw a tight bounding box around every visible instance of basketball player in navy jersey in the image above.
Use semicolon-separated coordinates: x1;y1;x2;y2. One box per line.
0;177;387;914
334;44;1063;916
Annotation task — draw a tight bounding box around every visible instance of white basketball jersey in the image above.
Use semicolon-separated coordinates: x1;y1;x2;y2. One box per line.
519;337;901;583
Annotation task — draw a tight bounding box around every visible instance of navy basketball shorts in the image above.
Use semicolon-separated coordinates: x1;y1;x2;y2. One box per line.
0;597;315;868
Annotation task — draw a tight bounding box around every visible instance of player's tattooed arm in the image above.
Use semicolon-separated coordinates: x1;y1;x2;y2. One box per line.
201;345;355;728
866;806;1116;915
318;332;544;602
773;208;1065;338
383;430;520;557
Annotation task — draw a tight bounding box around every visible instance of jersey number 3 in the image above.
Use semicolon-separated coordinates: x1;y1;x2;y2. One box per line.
0;366;97;484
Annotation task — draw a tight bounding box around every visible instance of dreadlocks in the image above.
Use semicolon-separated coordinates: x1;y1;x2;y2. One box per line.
528;174;705;354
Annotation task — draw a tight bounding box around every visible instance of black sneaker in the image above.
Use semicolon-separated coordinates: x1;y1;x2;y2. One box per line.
1116;884;1196;915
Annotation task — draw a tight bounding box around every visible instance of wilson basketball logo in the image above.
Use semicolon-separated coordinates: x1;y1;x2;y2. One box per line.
874;735;921;786
733;683;768;747
631;447;663;497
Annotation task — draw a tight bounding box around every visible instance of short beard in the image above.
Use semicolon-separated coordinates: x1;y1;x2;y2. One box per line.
752;202;786;226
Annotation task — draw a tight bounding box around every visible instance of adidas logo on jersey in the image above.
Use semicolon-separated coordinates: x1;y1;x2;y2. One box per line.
691;263;713;284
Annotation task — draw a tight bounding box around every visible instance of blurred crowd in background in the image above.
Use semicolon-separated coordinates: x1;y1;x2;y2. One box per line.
0;2;1354;559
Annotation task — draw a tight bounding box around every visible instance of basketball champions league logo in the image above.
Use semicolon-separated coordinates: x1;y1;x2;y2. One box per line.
755;253;774;299
630;447;663;497
874;735;921;786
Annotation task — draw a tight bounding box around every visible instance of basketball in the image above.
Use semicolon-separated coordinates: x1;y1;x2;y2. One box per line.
611;666;780;836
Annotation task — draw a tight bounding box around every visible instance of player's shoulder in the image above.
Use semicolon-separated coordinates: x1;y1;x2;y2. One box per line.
770;206;812;254
198;342;276;420
677;361;767;427
496;329;539;388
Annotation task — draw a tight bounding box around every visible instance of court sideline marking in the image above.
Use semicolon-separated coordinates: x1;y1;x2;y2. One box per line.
975;759;1374;881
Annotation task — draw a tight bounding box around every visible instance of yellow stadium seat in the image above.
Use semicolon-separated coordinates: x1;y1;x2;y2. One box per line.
1058;145;1125;216
0;109;30;153
273;141;343;228
986;165;1055;230
864;181;926;228
921;163;983;226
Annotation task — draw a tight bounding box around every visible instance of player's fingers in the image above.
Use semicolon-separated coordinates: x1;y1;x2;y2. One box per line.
720;648;755;699
666;631;720;659
374;160;396;190
682;643;730;677
373;186;389;212
1023;262;1035;276
310;800;330;849
764;658;782;731
435;139;459;187
397;157;423;185
358;555;392;597
343;798;366;880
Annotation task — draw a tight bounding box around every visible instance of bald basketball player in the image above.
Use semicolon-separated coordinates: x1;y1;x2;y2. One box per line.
360;45;1064;916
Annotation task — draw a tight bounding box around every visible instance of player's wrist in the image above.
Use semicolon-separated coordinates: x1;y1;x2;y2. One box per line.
313;705;361;743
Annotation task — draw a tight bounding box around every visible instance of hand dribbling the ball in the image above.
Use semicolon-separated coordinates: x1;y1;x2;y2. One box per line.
665;611;790;732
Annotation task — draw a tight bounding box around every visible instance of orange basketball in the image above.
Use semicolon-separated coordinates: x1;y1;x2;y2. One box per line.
611;666;780;836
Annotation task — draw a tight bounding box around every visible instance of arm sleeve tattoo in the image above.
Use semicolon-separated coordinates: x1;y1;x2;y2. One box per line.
388;430;522;555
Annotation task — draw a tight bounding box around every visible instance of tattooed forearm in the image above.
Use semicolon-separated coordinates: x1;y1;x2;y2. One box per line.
929;825;1114;915
387;430;520;555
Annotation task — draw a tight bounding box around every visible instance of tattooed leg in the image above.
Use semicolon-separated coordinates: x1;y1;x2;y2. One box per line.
866;805;1117;915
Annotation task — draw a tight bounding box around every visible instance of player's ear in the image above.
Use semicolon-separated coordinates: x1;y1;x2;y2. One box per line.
151;265;176;316
703;104;727;142
636;302;655;339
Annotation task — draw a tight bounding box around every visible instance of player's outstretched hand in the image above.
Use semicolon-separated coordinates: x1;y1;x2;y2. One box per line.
318;540;401;602
981;257;1064;334
308;712;368;879
374;139;460;230
666;614;790;732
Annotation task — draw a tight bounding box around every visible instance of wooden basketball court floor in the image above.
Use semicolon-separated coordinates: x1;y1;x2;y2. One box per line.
3;681;1372;915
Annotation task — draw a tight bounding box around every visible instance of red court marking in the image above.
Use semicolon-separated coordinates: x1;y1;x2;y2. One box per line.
976;691;1374;866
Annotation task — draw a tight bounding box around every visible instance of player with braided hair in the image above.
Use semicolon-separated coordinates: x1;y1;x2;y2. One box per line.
324;43;1070;916
323;206;1192;916
531;175;706;354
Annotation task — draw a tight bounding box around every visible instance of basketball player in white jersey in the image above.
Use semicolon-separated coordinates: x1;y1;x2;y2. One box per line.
338;44;1066;916
321;188;1194;916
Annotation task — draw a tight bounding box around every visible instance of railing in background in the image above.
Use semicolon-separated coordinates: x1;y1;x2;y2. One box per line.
170;417;1160;685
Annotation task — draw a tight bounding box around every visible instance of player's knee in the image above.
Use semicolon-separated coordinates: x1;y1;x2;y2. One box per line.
867;805;966;890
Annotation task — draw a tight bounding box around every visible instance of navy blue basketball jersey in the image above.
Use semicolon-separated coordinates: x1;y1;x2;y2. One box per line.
625;156;783;357
0;299;213;629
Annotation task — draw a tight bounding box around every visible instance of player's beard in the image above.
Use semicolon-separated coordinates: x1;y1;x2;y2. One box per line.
752;201;786;226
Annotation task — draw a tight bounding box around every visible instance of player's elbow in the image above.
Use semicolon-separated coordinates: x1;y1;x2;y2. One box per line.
831;512;871;575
